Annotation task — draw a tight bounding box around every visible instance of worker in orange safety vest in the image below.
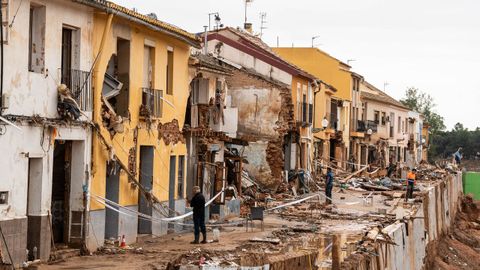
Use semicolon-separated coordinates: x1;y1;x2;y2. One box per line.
405;168;417;202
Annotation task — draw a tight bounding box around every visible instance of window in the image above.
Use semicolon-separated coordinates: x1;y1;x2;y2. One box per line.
297;83;301;120
302;94;307;123
143;45;155;88
166;47;174;95
0;191;7;204
381;112;386;125
177;155;185;198
191;77;209;105
28;4;46;73
389;112;395;138
398;116;401;133
374;111;380;124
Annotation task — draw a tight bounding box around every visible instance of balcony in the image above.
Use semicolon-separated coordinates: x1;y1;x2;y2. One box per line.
140;88;163;118
356;120;378;133
61;69;92;111
296;102;313;127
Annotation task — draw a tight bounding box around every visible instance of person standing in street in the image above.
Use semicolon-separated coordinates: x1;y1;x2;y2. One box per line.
405;168;417;202
454;147;463;165
325;168;334;204
190;186;207;244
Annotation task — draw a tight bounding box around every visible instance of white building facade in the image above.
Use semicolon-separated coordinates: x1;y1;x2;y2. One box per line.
0;0;93;266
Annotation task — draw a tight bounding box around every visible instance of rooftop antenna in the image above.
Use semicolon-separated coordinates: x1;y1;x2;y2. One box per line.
277;36;279;47
347;59;356;65
311;35;321;47
383;82;389;92
259;12;267;37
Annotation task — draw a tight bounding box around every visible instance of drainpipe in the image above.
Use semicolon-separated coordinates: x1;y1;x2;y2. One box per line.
0;2;4;115
83;12;114;253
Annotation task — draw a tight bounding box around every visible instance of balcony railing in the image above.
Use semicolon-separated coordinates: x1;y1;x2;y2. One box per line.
61;69;92;111
357;120;378;133
140;88;163;118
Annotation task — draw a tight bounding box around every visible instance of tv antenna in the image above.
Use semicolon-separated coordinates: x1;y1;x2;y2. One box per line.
259;12;267;37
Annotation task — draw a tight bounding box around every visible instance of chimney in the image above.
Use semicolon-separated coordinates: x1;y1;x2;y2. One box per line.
244;22;253;34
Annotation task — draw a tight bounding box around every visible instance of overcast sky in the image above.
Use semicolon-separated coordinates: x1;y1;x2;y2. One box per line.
113;0;480;130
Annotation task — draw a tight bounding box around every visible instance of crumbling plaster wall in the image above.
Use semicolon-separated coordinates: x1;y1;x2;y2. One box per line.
2;0;93;117
226;70;292;187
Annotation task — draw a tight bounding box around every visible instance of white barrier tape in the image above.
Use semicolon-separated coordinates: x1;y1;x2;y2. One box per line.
90;188;225;222
92;194;245;228
265;193;321;212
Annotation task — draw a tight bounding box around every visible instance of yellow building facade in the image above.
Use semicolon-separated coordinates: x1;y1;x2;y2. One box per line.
87;2;200;249
273;47;352;168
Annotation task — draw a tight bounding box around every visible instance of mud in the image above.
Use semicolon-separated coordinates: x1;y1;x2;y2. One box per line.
425;195;480;270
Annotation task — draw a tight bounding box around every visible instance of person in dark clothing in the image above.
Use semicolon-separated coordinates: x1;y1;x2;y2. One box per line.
190;186;207;244
387;163;397;178
325;168;334;204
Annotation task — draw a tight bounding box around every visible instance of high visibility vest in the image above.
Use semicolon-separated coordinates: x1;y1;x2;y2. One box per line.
407;172;416;185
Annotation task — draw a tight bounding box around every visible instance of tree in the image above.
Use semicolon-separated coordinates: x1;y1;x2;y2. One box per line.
400;87;446;134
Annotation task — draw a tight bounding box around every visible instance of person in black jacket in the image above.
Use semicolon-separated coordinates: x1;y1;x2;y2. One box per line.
190;186;207;244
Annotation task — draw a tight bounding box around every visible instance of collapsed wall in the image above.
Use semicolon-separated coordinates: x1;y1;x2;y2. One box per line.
226;69;293;188
341;172;463;270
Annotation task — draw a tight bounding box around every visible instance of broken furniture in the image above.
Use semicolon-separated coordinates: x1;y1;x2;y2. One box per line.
245;206;265;232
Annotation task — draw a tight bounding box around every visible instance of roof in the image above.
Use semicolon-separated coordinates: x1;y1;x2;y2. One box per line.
74;0;200;47
361;81;409;110
273;47;351;68
209;27;318;81
190;53;233;75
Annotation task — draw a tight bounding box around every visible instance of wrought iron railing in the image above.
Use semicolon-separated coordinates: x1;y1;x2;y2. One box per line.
61;69;92;111
140;88;163;118
357;120;378;133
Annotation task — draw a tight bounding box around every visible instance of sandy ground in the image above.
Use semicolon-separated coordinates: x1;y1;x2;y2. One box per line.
32;191;392;270
34;216;307;270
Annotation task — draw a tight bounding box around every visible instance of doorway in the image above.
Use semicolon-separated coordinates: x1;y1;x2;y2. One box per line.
138;146;153;234
104;162;120;240
27;158;43;260
51;141;72;245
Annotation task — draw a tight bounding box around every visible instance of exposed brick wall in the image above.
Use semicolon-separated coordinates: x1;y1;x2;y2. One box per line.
227;69;294;188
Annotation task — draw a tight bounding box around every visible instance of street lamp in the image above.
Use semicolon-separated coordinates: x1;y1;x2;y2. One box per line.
322;117;329;129
208;12;223;31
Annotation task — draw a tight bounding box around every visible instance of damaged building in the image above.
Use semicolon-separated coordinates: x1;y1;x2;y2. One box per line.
80;0;200;252
358;81;411;169
204;27;318;190
0;0;94;266
185;52;242;219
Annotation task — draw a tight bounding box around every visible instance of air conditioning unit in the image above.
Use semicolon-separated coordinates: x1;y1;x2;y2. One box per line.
192;78;209;105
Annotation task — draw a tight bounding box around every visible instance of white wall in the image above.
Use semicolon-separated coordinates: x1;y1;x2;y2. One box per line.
206;40;292;86
0;125;91;220
0;0;93;221
2;0;93;117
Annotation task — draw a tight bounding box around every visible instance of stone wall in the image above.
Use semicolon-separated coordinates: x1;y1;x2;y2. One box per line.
342;172;463;270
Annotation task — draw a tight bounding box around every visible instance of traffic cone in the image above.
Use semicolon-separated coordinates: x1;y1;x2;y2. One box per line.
120;235;126;248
